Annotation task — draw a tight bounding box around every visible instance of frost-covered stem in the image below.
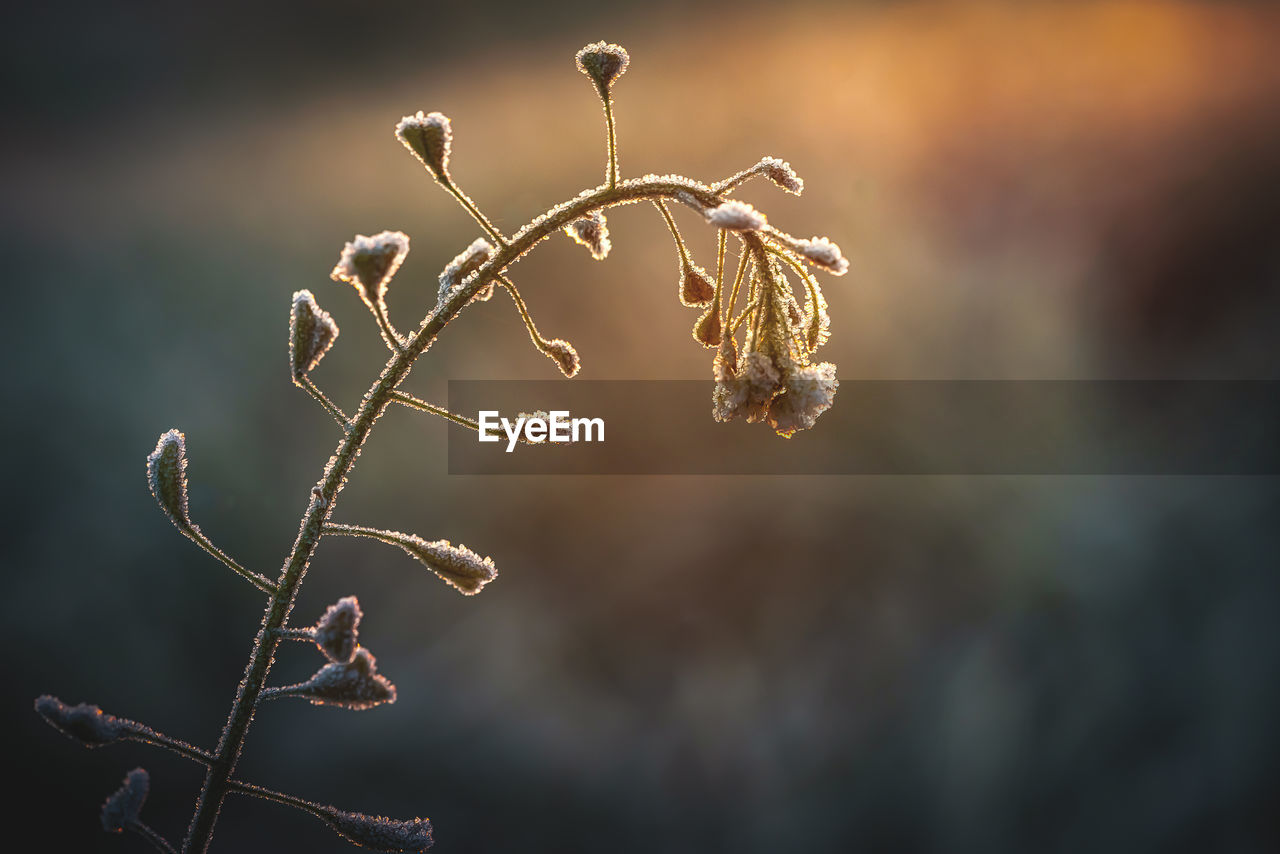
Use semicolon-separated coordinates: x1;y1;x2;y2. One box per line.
187;530;276;595
323;522;408;545
298;375;349;428
496;274;553;353
653;200;690;267
227;780;329;822
390;390;481;431
181;174;729;854
371;303;404;354
603;94;619;189
130;821;177;854
127;730;213;766
441;179;507;248
273;626;314;641
725;247;750;320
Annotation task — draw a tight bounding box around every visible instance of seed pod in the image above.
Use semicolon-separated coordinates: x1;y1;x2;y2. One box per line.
101;768;150;833
273;648;396;710
798;236;849;275
542;338;581;378
575;42;630;95
395;111;452;181
756;156;804;195
331;231;410;309
314;596;362;664
319;806;433;853
438;237;494;302
564;211;611;260
290;290;339;379
680;264;715;307
146;430;193;534
393;534;498;595
693;307;722;348
35;695;133;747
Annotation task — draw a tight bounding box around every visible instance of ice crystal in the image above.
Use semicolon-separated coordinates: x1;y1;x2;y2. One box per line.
706;200;767;231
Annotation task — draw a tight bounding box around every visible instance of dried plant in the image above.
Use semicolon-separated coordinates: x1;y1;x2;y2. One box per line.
34;41;847;852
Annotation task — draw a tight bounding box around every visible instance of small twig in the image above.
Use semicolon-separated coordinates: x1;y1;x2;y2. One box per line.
297;375;350;428
185;529;277;596
128;821;177;854
389;390;481;431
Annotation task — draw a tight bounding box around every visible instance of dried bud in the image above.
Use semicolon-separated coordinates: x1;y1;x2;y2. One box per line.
314;596;362;664
766;361;839;437
787;294;803;328
101;768;149;833
393;534;498;595
706;200;767;231
714;331;738;381
693;307;722;348
319;806;434;853
35;695;133;747
757;156;804;195
713;351;781;423
276;648;396;710
146;430;192;533
564;211;611;260
542;338;581;378
395;111;452;181
680;265;715;307
331;231;410;307
290;290;339;379
438;237;494;302
575;42;630;95
798;237;849;276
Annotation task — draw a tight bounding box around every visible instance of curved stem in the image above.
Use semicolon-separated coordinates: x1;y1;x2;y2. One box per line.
129;821;177;854
442;179;507;248
602;94;619;189
653;200;690;268
390;391;481;431
186;529;276;596
297;376;349;428
227;780;330;822
371;303;404;354
180;174;732;853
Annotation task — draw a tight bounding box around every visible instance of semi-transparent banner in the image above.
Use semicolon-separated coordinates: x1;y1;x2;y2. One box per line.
445;380;1280;475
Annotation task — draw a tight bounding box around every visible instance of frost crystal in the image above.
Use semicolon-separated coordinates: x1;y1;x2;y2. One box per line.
314;596;362;664
575;41;630;93
798;237;849;276
146;430;192;533
35;695;133;747
766;361;839;437
285;648;396;710
320;807;434;853
680;265;715;307
290;290;339;379
438;237;494;302
706;200;767;231
543;338;581;378
564;211;611;260
757;156;804;195
395;111;452;181
394;534;498;595
331;231;410;307
101;768;150;833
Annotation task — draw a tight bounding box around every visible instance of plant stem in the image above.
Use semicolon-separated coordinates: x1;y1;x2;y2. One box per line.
390;391;481;431
129;821;177;854
298;375;349;428
186;530;276;595
443;180;508;248
603;94;619;189
180;175;729;853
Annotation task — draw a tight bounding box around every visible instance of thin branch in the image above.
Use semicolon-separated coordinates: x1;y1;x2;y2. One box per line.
272;627;314;642
653;200;690;268
442;179;507;248
390;391;481;431
185;529;276;596
371;303;405;354
227;780;329;822
128;821;177;854
603;94;619;189
297;375;349;428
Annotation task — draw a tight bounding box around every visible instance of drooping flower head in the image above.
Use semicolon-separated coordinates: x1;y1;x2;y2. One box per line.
564;211;611;261
575;42;630;96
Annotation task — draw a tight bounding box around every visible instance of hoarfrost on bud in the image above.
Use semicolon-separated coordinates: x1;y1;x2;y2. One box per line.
757;156;804;195
693;307;722;348
101;768;150;833
146;430;192;533
438;237;494;302
314;596;362;664
290;290;339;379
272;648;396;710
706;200;767;231
766;361;839;437
575;41;630;93
798;236;849;276
564;211;611;260
713;351;781;423
331;231;411;307
395;111;452;181
35;695;133;747
393;534;498;595
680;265;715;307
543;338;581;378
320;806;434;853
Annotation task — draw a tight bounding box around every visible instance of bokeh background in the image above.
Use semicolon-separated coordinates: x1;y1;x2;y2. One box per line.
4;1;1279;851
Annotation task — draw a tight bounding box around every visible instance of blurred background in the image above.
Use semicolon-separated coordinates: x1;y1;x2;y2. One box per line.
4;1;1279;851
